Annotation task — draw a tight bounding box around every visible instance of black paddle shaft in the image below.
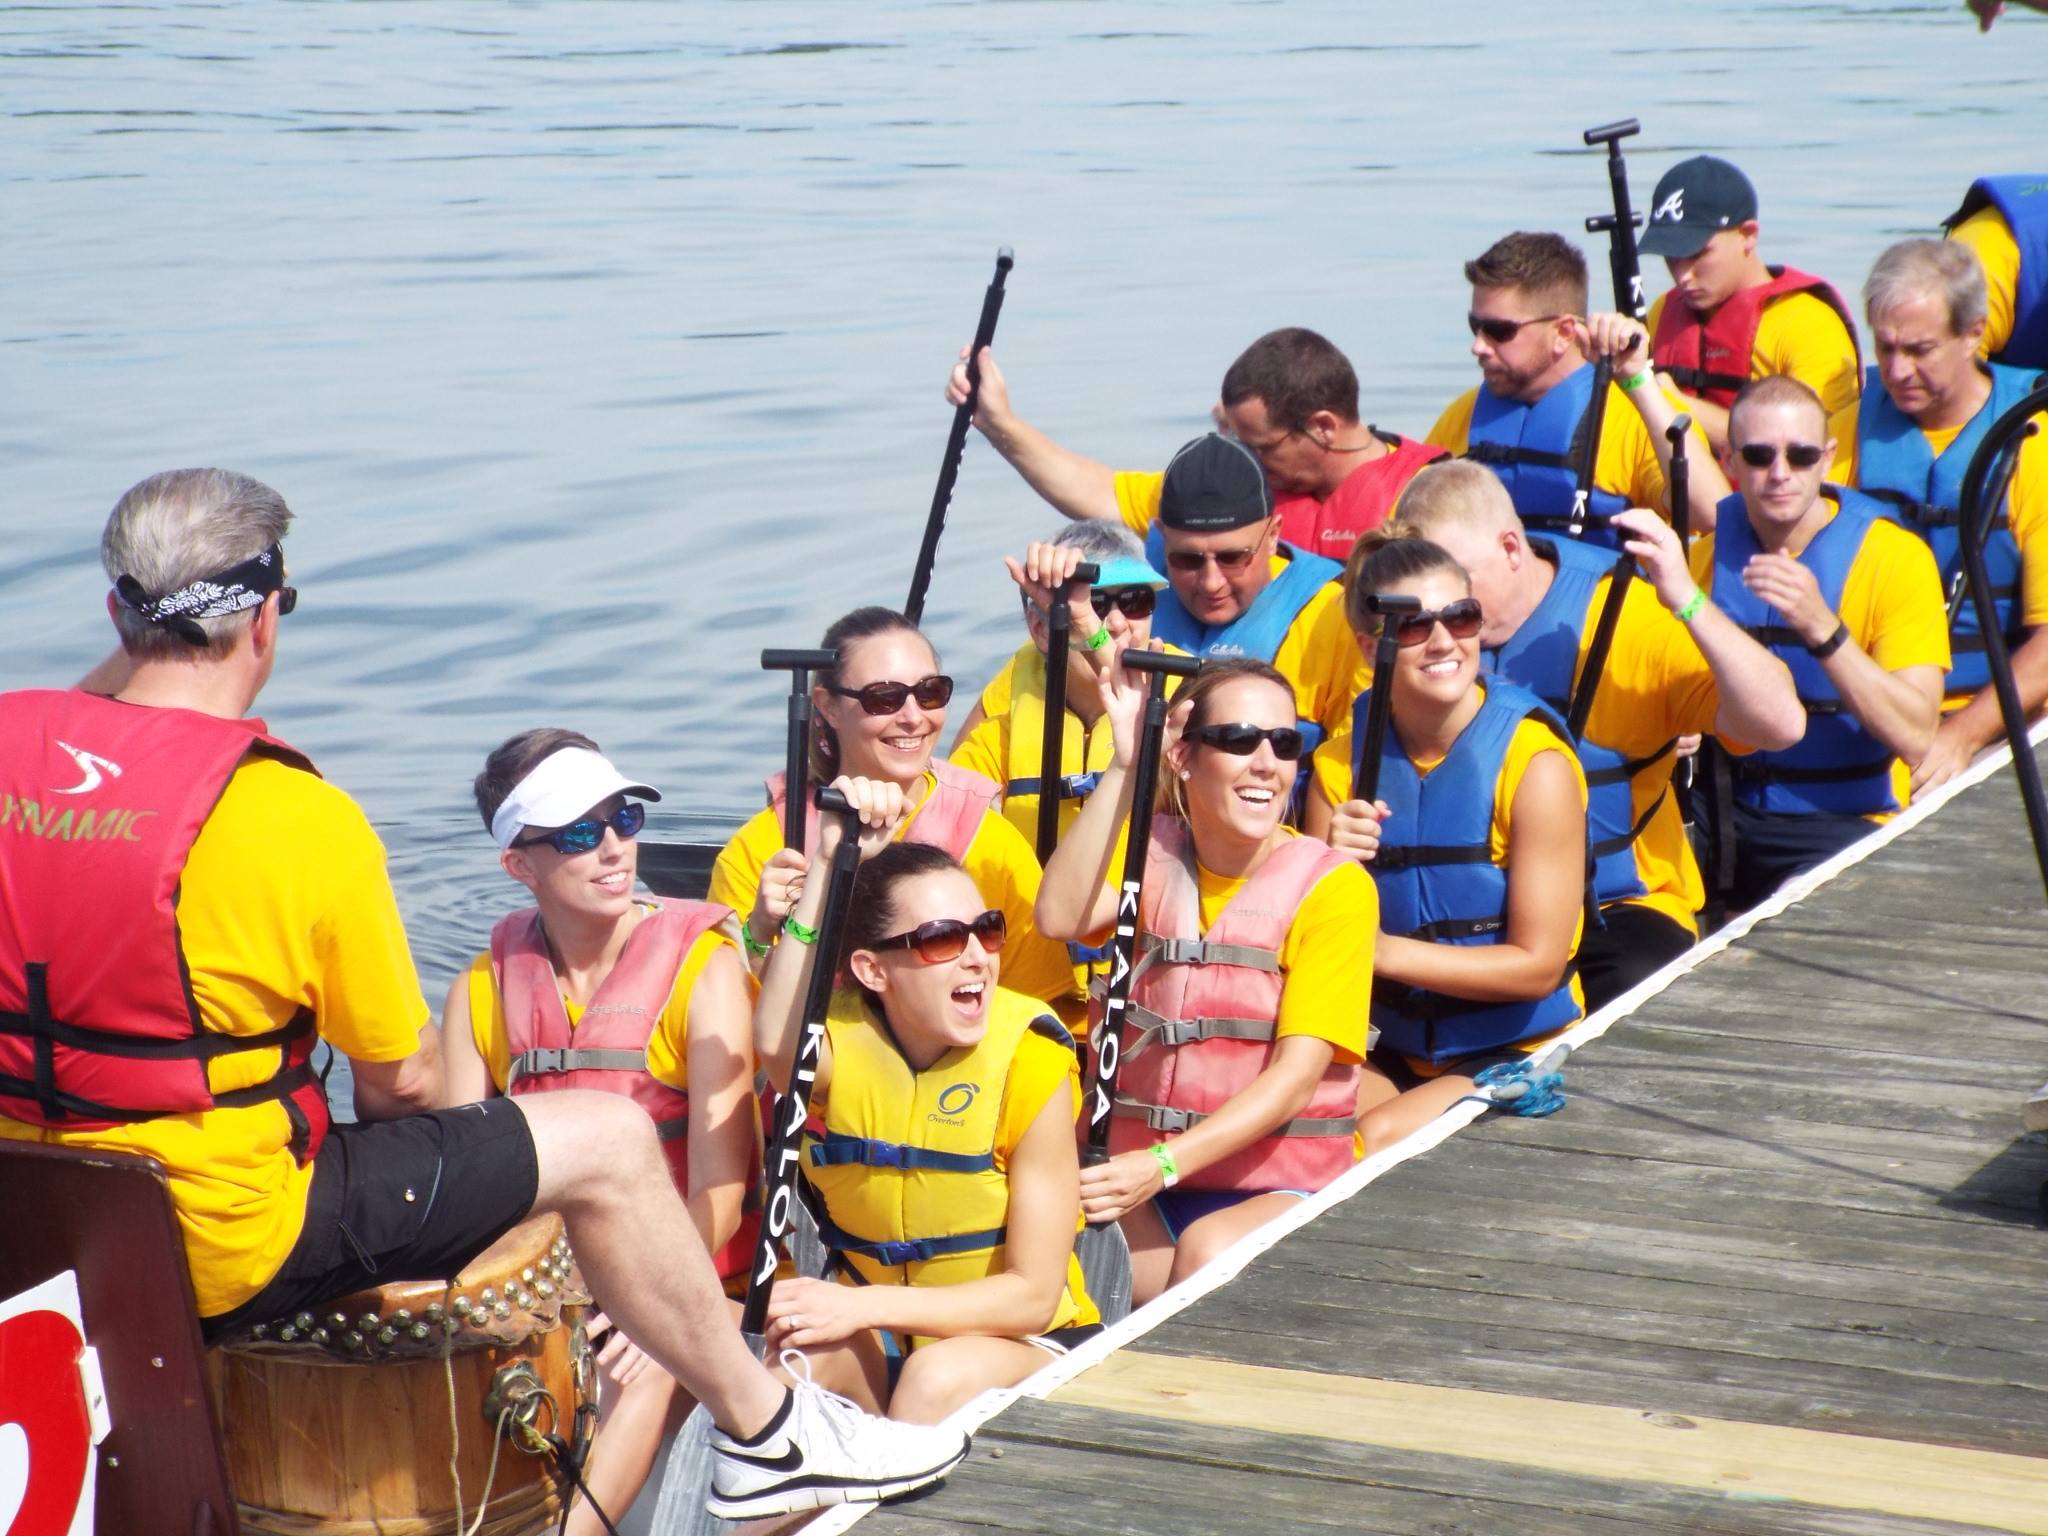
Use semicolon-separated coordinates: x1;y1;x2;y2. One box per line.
761;648;838;854
1583;117;1647;323
1354;594;1423;805
1036;561;1101;865
742;785;861;1335
904;248;1016;626
1085;649;1202;1165
1569;355;1615;540
1665;414;1693;554
1958;389;2048;902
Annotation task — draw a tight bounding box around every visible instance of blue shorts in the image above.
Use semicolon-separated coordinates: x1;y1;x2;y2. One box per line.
1151;1186;1308;1244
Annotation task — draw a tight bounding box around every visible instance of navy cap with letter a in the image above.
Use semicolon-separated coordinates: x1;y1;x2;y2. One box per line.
1637;156;1760;259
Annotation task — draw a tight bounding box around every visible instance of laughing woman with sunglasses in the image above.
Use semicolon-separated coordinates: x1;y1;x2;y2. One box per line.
1307;533;1588;1153
709;606;1081;1014
751;826;1099;1424
441;728;761;1536
1037;656;1376;1305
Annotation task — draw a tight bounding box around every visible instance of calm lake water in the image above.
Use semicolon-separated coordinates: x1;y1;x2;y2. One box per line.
5;0;2041;1002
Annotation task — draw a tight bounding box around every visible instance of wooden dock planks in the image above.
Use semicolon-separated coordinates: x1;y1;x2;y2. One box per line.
857;751;2048;1534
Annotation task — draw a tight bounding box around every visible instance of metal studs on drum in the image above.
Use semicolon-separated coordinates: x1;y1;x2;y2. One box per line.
480;1287;497;1306
410;1322;431;1341
378;1326;398;1345
251;1323;268;1340
328;1312;348;1330
345;1331;364;1349
294;1312;315;1332
278;1325;297;1343
313;1328;330;1345
357;1313;380;1333
393;1308;412;1325
452;1296;474;1318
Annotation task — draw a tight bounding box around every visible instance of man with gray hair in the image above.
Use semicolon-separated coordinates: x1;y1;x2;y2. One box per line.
0;469;968;1522
950;521;1179;850
1826;237;2048;798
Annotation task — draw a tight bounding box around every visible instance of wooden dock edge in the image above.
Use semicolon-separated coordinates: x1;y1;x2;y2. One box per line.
804;716;2048;1536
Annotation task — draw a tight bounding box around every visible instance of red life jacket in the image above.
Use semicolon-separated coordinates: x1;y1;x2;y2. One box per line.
1649;266;1861;408
0;689;329;1161
764;760;999;861
1101;819;1360;1192
1274;432;1448;559
492;897;759;1281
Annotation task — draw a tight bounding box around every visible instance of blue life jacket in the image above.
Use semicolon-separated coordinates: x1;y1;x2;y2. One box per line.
1146;530;1340;761
1485;536;1668;909
1358;678;1583;1063
1465;364;1631;550
1948;175;2048;370
1856;361;2038;698
1709;487;1900;816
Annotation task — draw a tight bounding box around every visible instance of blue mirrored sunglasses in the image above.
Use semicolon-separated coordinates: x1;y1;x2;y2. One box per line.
515;800;646;855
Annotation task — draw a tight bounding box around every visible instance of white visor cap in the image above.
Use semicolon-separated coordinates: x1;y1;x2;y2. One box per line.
490;746;662;850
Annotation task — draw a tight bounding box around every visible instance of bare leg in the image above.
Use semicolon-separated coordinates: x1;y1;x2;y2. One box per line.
889;1337;1057;1425
1359;1071;1477;1157
516;1091;785;1437
1118;1200;1176;1307
1166;1193;1303;1290
567;1368;684;1536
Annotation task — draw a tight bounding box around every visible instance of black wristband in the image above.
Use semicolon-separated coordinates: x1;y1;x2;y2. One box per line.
1808;620;1850;660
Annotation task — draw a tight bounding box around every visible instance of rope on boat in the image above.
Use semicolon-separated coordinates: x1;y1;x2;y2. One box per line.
1459;1056;1569;1118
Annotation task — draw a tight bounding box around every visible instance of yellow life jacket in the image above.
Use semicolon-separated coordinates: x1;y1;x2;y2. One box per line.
803;984;1097;1343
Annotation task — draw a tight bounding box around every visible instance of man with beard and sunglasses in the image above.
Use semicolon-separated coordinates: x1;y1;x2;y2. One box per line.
1694;377;1950;907
0;470;971;1526
944;327;1444;561
1366;461;1805;1005
1427;231;1730;549
1825;238;2048;802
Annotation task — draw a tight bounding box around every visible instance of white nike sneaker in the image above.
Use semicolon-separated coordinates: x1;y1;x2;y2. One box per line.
707;1350;970;1520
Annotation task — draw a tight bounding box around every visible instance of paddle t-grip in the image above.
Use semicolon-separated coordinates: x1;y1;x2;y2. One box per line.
813;785;855;817
1665;414;1693;552
761;648;837;673
1121;649;1202;680
763;648;839;854
1583;118;1640;146
1036;562;1104;864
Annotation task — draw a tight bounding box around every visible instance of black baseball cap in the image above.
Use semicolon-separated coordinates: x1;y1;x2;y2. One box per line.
1159;433;1272;532
1637;156;1760;259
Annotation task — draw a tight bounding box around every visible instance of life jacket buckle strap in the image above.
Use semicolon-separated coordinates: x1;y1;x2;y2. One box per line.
1155;1016;1279;1048
506;1045;649;1084
1113;1100;1202;1134
1150;937;1283;973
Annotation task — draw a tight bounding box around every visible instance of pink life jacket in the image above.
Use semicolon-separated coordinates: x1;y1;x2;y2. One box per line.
1650;266;1861;408
764;760;1000;861
1101;818;1360;1192
0;689;330;1161
491;897;757;1281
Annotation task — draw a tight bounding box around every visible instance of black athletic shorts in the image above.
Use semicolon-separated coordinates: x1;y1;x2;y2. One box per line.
1577;903;1695;1012
201;1099;540;1341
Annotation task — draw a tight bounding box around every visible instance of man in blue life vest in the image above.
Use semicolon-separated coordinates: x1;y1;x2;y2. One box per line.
945;328;1445;560
1638;155;1862;458
1426;231;1731;549
1824;238;2048;800
1945;174;2048;369
1385;461;1805;1005
0;469;967;1523
1696;379;1951;907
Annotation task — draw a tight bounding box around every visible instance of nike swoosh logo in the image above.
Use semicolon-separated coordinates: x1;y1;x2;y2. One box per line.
721;1442;805;1472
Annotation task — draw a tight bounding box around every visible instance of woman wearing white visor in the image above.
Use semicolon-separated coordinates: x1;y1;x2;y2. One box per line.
441;729;760;1536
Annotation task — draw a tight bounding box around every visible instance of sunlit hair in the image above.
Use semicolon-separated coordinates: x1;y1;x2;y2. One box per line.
809;607;940;785
1865;236;1987;338
841;842;972;1010
1343;531;1472;637
1727;374;1827;446
1220;327;1361;432
1385;459;1520;541
473;727;601;832
1018;522;1149;620
1162;658;1296;820
100;468;293;661
1462;231;1589;319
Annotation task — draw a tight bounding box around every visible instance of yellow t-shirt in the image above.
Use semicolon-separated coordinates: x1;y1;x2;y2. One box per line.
0;757;429;1317
1106;478;1368;740
1178;837;1378;1064
1647;286;1862;422
1425;375;1693;519
1828;397;2048;630
708;774;1080;1011
1690;508;1951;815
1950;205;2024;362
459;918;737;1093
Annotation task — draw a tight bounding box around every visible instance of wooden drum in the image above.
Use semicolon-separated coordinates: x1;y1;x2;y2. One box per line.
204;1215;596;1536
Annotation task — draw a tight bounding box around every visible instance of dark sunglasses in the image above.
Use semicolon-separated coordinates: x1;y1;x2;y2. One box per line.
1467;312;1564;344
1736;442;1827;470
823;674;954;716
1377;597;1485;647
1164;544;1263;575
278;587;298;617
1090;585;1158;620
515;800;646;855
1190;723;1306;761
870;909;1007;965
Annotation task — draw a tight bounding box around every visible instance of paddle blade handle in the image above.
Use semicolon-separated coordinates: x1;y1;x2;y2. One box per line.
1583;118;1640;146
813;785;854;816
762;648;837;673
1121;649;1201;679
